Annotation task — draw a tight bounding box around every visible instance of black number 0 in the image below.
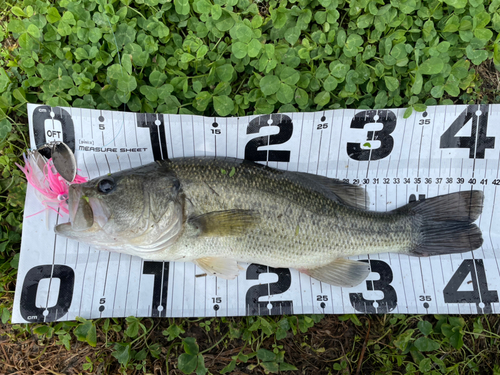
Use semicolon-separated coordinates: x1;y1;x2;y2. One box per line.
20;265;75;322
32;106;75;158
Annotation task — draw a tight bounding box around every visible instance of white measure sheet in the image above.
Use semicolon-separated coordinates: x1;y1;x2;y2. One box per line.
12;103;500;323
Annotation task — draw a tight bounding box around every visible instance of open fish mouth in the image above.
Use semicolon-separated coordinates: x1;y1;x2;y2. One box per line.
57;185;111;234
68;184;84;226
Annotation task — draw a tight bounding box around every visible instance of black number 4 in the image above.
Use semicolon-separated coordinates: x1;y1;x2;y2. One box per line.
440;104;494;159
443;259;498;313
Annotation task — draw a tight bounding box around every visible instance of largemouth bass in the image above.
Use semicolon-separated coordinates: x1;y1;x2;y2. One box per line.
55;157;484;287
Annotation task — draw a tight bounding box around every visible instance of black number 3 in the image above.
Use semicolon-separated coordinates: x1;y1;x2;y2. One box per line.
347;110;397;161
349;260;397;313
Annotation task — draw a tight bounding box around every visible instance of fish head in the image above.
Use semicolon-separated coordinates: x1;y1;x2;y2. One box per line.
55;163;185;254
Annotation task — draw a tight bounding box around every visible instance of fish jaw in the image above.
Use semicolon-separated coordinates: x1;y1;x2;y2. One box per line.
56;183;112;235
54;221;101;240
68;184;82;225
88;197;111;228
69;196;94;232
54;219;130;255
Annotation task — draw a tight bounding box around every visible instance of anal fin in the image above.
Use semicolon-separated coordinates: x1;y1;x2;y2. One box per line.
194;257;243;279
302;258;371;287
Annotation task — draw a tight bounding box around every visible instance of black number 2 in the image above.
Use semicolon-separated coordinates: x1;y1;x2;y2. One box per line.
347;110;397;161
440;104;494;159
245;264;293;315
245;114;293;162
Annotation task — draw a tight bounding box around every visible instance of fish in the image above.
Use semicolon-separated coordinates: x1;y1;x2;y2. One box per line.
54;157;484;287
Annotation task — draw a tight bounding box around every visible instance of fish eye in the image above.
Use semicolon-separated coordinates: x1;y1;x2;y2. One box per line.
173;179;180;191
97;178;116;194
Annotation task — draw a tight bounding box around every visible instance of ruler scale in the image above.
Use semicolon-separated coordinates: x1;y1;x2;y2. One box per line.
12;103;500;322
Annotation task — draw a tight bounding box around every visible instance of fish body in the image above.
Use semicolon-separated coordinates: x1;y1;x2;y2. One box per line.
55;157;484;287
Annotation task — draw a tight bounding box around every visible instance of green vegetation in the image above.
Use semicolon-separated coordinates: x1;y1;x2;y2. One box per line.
1;0;500;373
3;313;500;373
2;0;500;122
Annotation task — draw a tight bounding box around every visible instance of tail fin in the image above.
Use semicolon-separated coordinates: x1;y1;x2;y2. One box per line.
402;191;484;256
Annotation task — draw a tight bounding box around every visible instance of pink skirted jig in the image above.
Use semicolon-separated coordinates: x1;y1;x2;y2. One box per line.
17;150;87;217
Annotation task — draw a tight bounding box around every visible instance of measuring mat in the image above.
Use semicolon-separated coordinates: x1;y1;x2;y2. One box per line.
12;103;500;323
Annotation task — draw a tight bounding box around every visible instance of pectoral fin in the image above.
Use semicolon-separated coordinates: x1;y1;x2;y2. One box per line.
188;209;259;237
194;257;243;279
302;258;371;287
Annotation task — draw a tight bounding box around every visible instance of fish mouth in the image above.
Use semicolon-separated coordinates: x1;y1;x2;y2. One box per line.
68;184;84;226
55;185;111;235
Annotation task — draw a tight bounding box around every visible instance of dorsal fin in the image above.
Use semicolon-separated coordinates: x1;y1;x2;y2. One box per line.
294;172;368;209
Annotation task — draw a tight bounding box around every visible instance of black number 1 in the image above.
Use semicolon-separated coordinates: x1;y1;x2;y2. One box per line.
136;113;168;161
142;261;169;317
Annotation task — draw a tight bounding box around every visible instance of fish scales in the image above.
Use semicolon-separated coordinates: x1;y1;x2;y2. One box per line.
163;158;416;268
55;157;484;287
